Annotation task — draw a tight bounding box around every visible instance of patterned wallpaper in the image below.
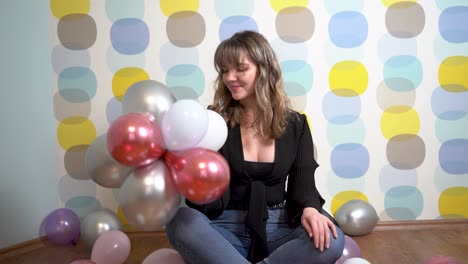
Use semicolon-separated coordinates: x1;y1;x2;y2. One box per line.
49;0;467;224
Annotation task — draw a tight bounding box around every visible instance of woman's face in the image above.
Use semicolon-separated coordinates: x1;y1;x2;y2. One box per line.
221;54;258;104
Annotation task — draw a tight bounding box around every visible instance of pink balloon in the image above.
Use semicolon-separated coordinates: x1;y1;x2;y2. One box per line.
424;255;462;264
165;147;230;204
90;230;131;264
335;235;361;264
142;248;185;264
107;113;165;167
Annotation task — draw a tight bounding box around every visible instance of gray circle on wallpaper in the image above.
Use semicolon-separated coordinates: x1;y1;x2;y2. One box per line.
58;14;97;50
290;95;307;112
167;11;205;47
64;145;91;180
386;134;426;170
276;7;315;43
53;92;91;122
385;2;425;38
376;80;415;111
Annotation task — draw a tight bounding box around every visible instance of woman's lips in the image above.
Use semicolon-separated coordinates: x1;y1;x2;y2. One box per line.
229;85;242;92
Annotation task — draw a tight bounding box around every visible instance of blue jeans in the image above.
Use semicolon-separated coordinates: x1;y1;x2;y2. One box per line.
165;207;345;264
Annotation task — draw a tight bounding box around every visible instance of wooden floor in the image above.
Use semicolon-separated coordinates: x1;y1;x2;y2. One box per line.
1;219;467;264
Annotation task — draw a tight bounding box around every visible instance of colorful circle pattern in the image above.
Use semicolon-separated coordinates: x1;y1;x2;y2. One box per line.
50;1;468;222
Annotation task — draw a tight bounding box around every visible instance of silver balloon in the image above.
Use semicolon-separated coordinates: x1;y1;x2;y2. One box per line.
118;160;181;231
122;80;177;127
334;199;379;236
81;208;123;247
85;134;132;188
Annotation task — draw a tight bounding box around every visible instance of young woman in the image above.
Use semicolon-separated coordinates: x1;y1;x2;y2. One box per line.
165;30;344;264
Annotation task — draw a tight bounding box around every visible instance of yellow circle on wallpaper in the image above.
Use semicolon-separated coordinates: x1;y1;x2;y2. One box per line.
57;116;96;150
50;0;90;19
439;187;468;218
112;67;150;101
439;56;468;92
160;0;199;16
331;191;368;216
329;61;368;97
381;105;420;140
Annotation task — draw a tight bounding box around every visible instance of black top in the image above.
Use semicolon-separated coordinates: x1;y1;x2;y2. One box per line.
186;111;325;262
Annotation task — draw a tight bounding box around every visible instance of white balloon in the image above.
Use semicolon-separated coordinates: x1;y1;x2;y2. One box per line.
343;257;372;264
161;100;209;151
195;110;228;151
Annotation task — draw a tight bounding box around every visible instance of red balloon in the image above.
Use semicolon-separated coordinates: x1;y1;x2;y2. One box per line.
107;113;165;167
165;147;230;204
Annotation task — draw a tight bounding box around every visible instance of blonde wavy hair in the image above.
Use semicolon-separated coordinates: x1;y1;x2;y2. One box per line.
210;31;291;139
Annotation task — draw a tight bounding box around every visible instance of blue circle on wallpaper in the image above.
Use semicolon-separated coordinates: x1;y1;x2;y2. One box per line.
106;0;145;22
378;33;417;63
65;196;102;219
58;67;96;103
215;0;254;19
383;55;422;92
435;116;468;143
327;118;365;146
431;86;467;120
219;16;258;41
160;43;199;72
106;97;122;125
435;1;468;10
166;64;205;98
322;91;361;124
325;0;364;14
331;143;369;178
281;60;313;96
439;6;468;43
434;35;468;62
439;139;468;174
379;165;418;193
329;11;368;48
111;18;149;55
384;186;423;220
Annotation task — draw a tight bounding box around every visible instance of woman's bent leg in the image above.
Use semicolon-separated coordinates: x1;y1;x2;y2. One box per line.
165;207;250;264
262;225;345;264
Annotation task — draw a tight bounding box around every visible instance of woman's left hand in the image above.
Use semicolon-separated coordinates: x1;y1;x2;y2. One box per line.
301;207;338;252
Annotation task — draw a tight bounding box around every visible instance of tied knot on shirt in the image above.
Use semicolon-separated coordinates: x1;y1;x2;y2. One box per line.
247;180;269;263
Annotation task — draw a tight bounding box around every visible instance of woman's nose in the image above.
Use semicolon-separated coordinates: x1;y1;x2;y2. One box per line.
224;70;237;81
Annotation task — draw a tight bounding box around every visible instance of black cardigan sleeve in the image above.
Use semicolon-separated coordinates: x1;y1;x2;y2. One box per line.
285;113;325;226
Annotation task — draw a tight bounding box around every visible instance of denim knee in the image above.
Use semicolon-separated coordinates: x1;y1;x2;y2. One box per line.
165;207;208;243
328;227;345;260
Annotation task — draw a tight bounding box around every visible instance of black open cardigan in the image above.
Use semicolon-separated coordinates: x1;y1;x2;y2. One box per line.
186;111;326;262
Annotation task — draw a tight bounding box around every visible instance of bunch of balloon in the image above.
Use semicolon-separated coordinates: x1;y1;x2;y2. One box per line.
87;80;229;231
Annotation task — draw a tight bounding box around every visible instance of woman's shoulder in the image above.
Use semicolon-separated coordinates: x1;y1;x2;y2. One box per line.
287;110;307;125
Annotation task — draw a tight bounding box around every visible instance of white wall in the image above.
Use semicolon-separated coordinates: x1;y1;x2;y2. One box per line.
0;0;59;248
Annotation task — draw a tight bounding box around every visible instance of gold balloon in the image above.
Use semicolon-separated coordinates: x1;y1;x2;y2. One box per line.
118;160;181;231
81;208;123;247
85;134;132;188
122;80;177;127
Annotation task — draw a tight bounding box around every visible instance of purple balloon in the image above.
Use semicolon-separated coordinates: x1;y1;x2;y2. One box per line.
44;208;80;245
335;235;361;264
